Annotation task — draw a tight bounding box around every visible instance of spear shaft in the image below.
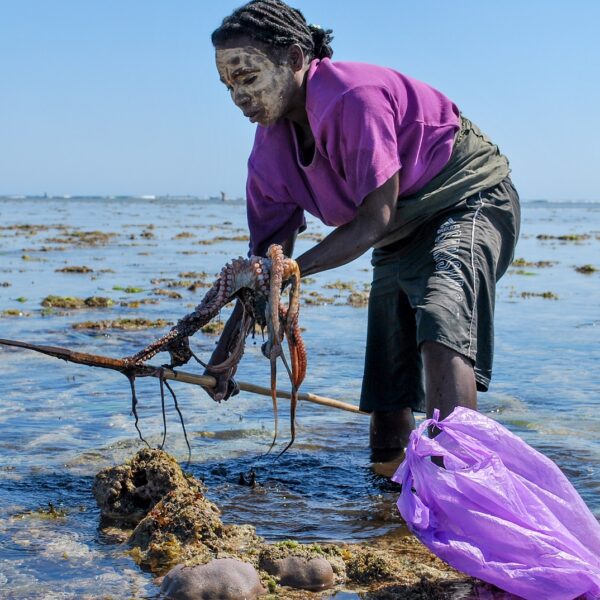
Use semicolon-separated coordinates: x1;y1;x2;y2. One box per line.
0;338;365;415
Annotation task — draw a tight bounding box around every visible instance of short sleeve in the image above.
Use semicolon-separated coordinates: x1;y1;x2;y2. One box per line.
246;167;306;256
322;85;402;204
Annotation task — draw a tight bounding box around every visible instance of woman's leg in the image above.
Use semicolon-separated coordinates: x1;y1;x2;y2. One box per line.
421;341;476;420
369;408;415;461
360;262;424;462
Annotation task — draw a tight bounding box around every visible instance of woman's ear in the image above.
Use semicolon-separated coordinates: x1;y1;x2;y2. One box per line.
287;44;306;72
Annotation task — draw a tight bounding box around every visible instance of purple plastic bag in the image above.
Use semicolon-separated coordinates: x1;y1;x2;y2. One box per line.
393;407;600;600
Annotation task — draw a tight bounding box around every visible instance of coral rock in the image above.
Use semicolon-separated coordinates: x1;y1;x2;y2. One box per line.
129;486;223;574
93;448;195;525
161;558;265;600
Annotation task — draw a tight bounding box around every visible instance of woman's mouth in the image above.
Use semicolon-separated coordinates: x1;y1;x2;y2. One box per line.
244;109;262;123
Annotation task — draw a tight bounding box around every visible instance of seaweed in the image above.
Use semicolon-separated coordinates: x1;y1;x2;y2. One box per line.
113;286;145;293
72;318;172;330
1;309;30;317
520;291;559;300
55;265;93;273
346;291;370;307
41;295;114;309
575;264;598;274
512;258;557;268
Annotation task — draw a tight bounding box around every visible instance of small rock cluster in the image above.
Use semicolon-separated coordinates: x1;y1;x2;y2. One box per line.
93;449;342;598
93;449;466;598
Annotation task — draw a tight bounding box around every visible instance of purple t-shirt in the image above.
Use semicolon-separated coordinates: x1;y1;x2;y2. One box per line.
247;58;460;255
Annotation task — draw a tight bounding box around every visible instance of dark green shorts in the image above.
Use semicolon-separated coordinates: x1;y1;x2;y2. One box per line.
359;177;520;413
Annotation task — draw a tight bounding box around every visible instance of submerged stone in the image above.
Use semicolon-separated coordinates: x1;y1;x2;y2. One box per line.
161;559;265;600
260;555;334;591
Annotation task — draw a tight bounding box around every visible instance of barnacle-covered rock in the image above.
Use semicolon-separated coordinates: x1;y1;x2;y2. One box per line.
94;449;263;576
92;448;194;525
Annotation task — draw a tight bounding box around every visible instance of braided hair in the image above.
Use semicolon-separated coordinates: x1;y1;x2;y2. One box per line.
212;0;334;60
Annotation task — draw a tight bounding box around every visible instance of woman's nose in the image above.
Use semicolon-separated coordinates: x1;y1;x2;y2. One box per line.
233;88;251;108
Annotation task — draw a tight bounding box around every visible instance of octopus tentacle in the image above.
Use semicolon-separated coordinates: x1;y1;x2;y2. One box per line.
281;256;305;454
123;244;306;453
263;244;285;453
125;256;270;367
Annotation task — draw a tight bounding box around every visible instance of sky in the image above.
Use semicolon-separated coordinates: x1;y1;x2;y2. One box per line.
1;0;599;201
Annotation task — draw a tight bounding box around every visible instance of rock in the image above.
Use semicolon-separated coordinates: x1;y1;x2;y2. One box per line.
93;448;195;525
161;558;265;600
129;486;223;574
344;547;394;583
260;555;334;591
94;449;265;576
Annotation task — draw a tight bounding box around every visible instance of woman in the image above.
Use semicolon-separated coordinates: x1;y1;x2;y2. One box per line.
208;0;520;462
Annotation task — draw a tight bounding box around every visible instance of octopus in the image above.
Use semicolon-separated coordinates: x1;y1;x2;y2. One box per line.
125;244;307;455
0;245;306;457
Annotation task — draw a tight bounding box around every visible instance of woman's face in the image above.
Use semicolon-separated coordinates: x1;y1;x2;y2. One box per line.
215;41;299;127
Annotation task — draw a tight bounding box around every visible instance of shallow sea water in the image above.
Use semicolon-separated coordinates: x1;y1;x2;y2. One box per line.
0;196;598;599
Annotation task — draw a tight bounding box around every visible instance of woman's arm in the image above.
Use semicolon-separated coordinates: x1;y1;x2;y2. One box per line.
203;171;398;399
296;171;399;277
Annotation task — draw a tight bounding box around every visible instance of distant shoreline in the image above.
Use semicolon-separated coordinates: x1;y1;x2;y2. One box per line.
1;195;598;206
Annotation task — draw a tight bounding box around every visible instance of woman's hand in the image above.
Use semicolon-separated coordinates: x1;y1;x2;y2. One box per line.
202;300;244;402
204;367;240;402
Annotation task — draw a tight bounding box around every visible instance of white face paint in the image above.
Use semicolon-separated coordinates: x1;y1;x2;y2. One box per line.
215;45;296;126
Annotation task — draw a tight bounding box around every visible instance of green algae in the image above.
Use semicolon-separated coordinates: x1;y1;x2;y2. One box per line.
55;265;93;273
1;309;30;317
201;321;226;335
41;295;114;309
512;257;557;268
304;291;335;305
72;318;172;330
16;502;68;521
120;299;160;308
178;271;210;279
113;285;145;293
84;297;114;308
153;288;183;299
41;296;86;309
520;291;559;300
197;234;250;245
324;280;357;291
45;230;117;246
575;264;598;274
345;548;395;583
347;291;370;307
536;233;590;242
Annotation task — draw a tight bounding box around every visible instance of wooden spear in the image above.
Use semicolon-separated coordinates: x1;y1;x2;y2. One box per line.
0;338;366;415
